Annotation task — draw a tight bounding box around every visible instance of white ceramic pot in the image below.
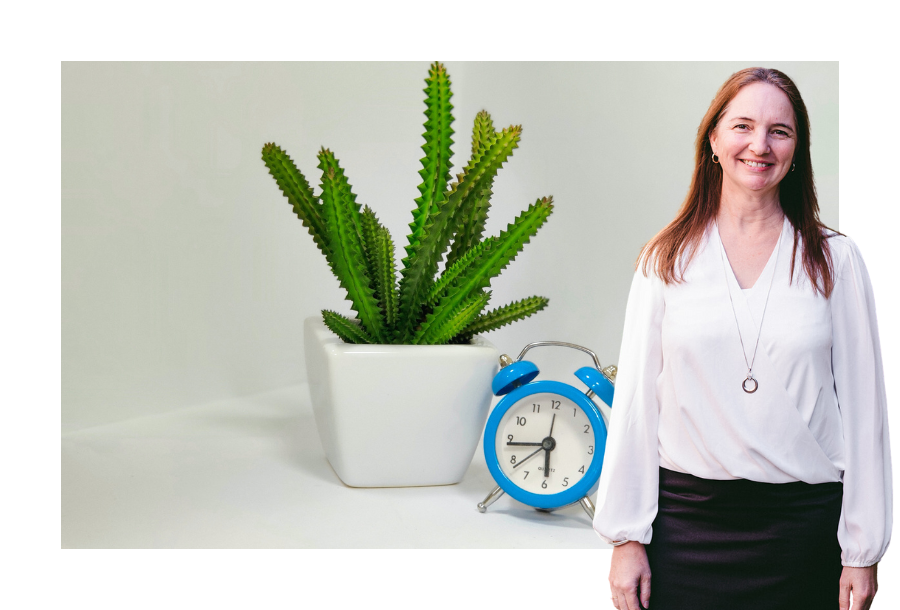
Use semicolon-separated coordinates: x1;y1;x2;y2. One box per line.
304;316;500;487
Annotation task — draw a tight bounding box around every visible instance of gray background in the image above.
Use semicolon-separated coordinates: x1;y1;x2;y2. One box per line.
62;62;838;431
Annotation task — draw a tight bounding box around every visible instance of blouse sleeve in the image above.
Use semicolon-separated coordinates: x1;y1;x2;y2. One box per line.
831;237;892;567
592;263;665;545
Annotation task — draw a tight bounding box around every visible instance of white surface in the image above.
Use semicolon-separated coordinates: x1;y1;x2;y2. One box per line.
304;317;499;487
62;383;610;549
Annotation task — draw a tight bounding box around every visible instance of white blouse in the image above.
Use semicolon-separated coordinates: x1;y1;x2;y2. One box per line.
592;217;892;568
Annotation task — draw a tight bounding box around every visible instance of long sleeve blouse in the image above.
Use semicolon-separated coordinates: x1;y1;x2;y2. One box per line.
592;218;892;567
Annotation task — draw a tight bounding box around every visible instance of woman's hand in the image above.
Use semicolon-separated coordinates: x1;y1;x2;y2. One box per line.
839;565;878;610
609;541;651;610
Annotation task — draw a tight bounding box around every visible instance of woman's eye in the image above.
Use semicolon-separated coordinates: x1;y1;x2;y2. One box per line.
772;129;790;137
734;124;749;130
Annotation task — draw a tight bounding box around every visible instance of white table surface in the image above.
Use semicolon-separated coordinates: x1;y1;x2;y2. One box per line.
62;384;611;549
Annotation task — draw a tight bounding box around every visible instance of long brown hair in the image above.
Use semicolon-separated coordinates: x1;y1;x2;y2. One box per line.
639;67;838;298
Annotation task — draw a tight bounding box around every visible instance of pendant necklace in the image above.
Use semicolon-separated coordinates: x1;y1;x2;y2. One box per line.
717;219;783;394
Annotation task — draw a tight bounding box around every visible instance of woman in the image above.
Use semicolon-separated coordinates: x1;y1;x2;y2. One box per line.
592;68;890;610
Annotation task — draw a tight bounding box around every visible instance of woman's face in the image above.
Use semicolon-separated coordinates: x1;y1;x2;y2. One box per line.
709;82;797;201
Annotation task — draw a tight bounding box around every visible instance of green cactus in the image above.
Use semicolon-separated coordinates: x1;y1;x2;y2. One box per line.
261;62;552;345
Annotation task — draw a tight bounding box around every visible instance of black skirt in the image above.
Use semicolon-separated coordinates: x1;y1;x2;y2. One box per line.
644;467;843;610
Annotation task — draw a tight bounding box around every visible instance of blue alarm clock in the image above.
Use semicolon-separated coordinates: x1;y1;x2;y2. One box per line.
477;341;616;520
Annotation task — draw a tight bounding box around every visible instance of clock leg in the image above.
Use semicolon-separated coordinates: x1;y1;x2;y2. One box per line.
477;485;505;513
579;495;595;520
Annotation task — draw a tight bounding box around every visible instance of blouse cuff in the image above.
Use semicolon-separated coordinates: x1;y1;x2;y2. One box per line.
593;530;630;546
842;558;881;568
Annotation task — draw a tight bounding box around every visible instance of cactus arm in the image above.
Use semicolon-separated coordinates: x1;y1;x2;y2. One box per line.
379;227;400;333
446;111;499;267
360;206;399;337
261;143;331;259
440;197;553;306
450;296;549;343
453;196;553;294
374;224;399;334
396;125;523;341
412;197;552;344
318;149;365;241
445;122;515;268
471;109;496;157
413;290;492;345
396;198;456;341
447;124;520;221
318;150;385;342
360;206;383;302
425;236;496;305
403;62;454;269
321;310;376;344
446;189;492;269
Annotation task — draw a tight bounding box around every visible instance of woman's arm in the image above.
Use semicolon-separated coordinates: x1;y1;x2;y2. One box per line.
593;265;665;608
830;237;891;583
592;265;665;544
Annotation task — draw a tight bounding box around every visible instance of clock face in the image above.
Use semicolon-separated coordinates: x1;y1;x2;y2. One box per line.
493;392;597;495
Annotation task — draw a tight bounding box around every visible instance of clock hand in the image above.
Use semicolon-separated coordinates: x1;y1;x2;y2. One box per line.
507;441;543;446
513;447;544;469
544;413;556;477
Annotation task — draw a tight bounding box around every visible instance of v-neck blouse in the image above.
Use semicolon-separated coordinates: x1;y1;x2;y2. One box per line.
592;219;891;567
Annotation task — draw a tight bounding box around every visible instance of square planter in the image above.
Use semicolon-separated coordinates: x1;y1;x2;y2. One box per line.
304;316;500;487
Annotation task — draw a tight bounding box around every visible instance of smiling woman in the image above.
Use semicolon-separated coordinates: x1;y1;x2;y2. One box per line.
592;68;890;610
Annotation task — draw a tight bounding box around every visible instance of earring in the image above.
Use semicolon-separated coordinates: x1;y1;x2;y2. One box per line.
791;162;796;172
712;152;720;164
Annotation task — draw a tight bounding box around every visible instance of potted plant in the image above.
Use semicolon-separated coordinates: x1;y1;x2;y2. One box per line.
262;62;553;487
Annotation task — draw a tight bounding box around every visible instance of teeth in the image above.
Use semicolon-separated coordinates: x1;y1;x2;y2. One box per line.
742;160;770;168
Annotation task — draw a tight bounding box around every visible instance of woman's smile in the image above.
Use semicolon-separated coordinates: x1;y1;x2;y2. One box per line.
740;159;774;169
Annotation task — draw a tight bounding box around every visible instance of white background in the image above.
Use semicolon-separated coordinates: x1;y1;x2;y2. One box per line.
4;2;898;609
61;61;838;431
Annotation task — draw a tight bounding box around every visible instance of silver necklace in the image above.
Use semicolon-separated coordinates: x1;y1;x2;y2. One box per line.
717;221;782;394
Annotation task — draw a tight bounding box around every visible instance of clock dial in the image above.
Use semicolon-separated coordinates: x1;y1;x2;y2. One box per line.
494;392;597;495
